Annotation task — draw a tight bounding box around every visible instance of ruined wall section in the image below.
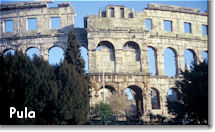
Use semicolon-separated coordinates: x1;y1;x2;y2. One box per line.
87;3;208;118
0;1;76;60
86;3;208;74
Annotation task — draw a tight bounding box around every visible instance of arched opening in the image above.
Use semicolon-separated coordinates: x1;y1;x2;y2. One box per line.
202;51;208;62
3;49;15;56
184;49;197;70
123;41;142;72
97;85;115;102
26;47;40;60
48;46;64;65
80;46;88;73
97;41;115;61
148;46;157;75
167;88;178;102
151;88;160;109
123;41;140;61
164;47;177;77
124;85;143;116
96;41;115;72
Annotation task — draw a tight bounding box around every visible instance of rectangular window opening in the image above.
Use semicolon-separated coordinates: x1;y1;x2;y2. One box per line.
184;22;191;33
145;19;152;30
110;8;114;17
101;11;106;17
51;17;61;29
120;8;124;18
164;20;172;32
28;18;37;31
202;25;208;36
4;20;14;32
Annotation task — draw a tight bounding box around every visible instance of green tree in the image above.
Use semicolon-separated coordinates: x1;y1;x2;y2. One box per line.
54;61;89;124
167;61;208;125
0;30;90;125
52;29;90;124
0;52;58;124
93;102;113;123
65;29;85;75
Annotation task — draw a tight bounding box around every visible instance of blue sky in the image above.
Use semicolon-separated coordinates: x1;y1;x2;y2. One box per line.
2;0;208;76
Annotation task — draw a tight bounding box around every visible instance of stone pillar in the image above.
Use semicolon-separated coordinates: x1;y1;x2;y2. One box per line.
160;87;169;115
196;49;202;65
115;49;123;73
143;82;151;115
88;50;96;73
40;50;49;61
141;45;149;74
157;48;165;76
177;49;185;73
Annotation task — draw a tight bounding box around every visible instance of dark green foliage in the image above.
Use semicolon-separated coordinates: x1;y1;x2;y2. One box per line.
65;30;85;75
0;30;90;125
93;102;113;122
167;61;208;125
53;29;90;124
54;61;89;124
0;52;58;124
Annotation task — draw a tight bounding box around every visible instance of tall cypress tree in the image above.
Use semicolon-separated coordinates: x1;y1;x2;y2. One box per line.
55;61;89;124
53;29;90;124
65;30;85;75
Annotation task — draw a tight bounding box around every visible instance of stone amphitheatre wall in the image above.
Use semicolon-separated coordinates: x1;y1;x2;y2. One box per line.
0;2;208;120
0;1;87;60
86;3;208;118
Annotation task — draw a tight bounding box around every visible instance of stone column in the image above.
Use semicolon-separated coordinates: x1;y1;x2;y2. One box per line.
156;48;165;76
196;48;202;65
88;50;96;73
177;48;185;73
115;49;123;73
141;45;149;74
143;82;151;115
40;49;49;61
160;87;169;115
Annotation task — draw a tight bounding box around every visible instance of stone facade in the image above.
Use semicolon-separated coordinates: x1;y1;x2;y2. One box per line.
0;2;208;120
0;1;86;60
86;3;208;119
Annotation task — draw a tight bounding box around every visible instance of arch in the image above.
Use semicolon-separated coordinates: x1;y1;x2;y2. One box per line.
151;88;160;109
3;48;15;56
123;41;140;61
80;46;88;73
148;46;157;75
26;47;40;60
201;51;208;62
124;85;143;116
96;41;116;72
48;46;64;65
96;41;115;61
164;47;177;77
97;85;116;102
184;49;197;70
167;88;178;102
